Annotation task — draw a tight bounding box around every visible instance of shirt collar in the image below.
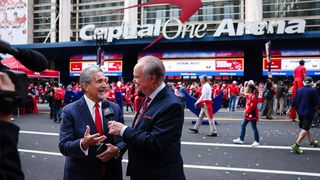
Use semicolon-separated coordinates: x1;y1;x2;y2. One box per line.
84;94;101;110
148;82;165;101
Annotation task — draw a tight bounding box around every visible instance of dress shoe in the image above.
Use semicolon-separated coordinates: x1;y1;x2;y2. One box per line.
189;128;198;133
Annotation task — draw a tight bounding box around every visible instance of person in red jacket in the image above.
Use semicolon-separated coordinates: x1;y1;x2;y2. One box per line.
233;84;260;146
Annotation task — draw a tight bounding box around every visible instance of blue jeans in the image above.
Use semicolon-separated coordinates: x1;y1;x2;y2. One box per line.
229;94;237;111
239;119;259;142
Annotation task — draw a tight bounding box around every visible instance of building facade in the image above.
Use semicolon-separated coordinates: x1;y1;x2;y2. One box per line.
2;0;319;84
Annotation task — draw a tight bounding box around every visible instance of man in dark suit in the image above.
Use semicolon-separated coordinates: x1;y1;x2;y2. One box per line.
59;65;126;180
109;56;186;180
0;72;24;180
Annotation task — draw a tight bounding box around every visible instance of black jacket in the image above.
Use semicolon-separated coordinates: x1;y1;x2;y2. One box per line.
0;121;24;180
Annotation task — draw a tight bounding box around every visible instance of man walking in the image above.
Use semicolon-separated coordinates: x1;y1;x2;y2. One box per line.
189;75;218;136
290;76;319;154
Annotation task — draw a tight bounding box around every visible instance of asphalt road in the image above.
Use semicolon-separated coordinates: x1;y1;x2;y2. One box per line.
13;104;320;180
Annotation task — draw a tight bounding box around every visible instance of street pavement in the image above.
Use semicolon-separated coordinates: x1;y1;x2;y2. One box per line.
13;104;320;180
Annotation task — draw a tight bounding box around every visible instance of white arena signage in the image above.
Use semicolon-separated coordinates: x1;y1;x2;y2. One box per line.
79;19;306;42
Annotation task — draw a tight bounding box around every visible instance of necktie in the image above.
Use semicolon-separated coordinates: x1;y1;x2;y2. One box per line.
95;103;103;135
134;96;151;127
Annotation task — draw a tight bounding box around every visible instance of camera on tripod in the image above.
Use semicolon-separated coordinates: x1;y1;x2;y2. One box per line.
0;40;48;114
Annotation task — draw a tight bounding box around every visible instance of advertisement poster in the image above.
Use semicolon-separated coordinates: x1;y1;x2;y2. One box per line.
0;0;27;44
215;59;244;71
263;58;320;76
69;61;123;77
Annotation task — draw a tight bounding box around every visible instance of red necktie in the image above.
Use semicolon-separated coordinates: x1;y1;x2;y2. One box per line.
95;103;103;135
134;96;151;127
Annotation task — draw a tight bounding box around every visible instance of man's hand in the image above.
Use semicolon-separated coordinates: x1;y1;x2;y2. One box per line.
108;121;125;136
81;125;106;150
96;144;119;162
0;72;15;122
0;72;15;92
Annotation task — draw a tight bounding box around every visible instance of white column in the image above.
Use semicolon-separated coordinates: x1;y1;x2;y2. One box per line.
50;0;57;43
245;0;262;23
27;0;33;43
123;0;138;39
59;0;71;42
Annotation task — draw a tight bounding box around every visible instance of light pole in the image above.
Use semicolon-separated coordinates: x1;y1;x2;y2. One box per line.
265;40;272;79
95;34;105;67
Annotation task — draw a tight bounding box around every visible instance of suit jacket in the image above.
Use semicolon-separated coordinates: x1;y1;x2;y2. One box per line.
59;97;126;180
292;86;319;117
123;87;186;180
0;121;24;180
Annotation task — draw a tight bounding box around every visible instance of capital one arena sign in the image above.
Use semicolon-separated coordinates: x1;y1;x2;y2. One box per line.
80;18;306;41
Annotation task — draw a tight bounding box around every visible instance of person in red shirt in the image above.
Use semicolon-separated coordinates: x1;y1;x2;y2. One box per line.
233;84;260;146
289;60;306;121
228;81;239;111
293;60;306;96
105;84;116;102
124;91;133;112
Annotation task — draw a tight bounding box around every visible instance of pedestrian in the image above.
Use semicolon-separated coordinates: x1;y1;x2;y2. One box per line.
274;80;286;116
189;75;218;136
290;76;319;154
59;65;126;180
261;81;274;119
108;56;186;180
233;84;260;146
228;80;239;112
289;60;307;121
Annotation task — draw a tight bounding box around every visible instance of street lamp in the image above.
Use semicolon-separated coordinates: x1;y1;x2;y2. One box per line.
262;20;276;79
95;33;105;67
265;40;272;79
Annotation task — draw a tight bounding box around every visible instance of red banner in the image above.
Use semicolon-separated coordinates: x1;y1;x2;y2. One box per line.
263;59;281;70
70;62;83;72
215;60;243;71
108;61;122;71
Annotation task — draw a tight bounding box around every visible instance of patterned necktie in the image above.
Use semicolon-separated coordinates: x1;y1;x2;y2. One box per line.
134;96;151;127
95;103;103;135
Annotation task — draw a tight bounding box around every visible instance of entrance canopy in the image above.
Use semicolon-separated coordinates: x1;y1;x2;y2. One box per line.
1;57;60;78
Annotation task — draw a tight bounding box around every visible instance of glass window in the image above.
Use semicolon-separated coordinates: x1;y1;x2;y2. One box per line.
224;4;234;19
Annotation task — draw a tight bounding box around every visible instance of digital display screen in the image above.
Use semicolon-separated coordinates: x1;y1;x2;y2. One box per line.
69;54;123;77
162;58;244;76
262;58;320;76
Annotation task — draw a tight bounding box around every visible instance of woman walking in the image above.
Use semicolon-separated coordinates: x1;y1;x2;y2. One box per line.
233;84;260;146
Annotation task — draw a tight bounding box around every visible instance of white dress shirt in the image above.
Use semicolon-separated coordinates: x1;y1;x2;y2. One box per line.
195;82;212;105
80;95;103;155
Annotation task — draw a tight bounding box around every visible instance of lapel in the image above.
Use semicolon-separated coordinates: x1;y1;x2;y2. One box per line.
78;97;97;134
133;87;168;128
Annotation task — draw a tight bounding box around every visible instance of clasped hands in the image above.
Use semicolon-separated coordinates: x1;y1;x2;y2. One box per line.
80;125;119;162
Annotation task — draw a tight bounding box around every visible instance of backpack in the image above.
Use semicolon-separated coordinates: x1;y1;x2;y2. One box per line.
263;89;272;100
54;88;65;101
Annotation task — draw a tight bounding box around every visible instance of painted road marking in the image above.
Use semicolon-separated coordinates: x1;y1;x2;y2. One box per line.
20;130;319;151
18;149;320;177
